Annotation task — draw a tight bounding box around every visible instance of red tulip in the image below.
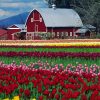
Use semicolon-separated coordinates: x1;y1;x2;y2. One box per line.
51;88;57;95
24;89;31;97
55;94;60;100
39;96;43;100
19;88;24;93
90;90;99;100
81;94;88;100
43;89;49;96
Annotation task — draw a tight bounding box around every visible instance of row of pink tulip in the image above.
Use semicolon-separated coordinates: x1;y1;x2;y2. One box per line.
0;60;100;76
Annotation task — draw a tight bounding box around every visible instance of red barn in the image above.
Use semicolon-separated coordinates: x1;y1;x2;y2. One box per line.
7;24;25;40
0;29;7;40
25;8;83;40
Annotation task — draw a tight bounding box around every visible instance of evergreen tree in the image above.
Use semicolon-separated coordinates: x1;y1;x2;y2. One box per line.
45;0;70;8
71;0;100;33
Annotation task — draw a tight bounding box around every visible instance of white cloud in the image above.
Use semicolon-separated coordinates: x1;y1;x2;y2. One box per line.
0;2;32;8
0;2;47;8
0;0;48;19
0;9;19;19
0;9;12;16
0;0;13;2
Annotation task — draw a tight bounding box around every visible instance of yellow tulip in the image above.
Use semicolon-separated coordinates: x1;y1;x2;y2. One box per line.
0;40;100;46
3;98;9;100
13;96;19;100
31;98;36;100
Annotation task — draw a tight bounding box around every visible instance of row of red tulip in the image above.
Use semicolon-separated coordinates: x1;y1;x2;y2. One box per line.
0;51;100;58
0;61;100;100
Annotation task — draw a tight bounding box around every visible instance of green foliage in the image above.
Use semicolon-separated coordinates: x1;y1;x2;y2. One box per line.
95;33;100;38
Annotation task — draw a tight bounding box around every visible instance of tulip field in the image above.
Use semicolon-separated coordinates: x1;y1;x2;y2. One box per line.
0;40;100;100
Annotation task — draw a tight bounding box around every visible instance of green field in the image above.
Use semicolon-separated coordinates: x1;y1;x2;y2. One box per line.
0;47;100;66
0;47;100;52
0;56;99;66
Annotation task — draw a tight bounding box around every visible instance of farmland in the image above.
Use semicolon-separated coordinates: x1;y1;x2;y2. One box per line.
0;39;100;100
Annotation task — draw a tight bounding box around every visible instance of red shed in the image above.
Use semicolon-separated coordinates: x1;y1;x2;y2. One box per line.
75;24;96;38
26;8;83;40
7;24;25;40
0;28;7;40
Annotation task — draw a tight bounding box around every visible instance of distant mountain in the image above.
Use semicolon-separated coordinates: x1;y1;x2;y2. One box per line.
0;12;29;29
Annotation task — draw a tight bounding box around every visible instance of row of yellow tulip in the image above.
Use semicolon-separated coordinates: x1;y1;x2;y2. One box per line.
0;42;100;46
3;96;19;100
3;96;36;100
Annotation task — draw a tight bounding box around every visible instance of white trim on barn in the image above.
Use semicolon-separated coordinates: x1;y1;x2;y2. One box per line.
7;24;25;29
70;32;73;36
8;28;20;29
31;18;34;22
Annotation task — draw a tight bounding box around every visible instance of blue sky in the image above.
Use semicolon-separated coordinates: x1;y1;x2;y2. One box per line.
0;0;48;20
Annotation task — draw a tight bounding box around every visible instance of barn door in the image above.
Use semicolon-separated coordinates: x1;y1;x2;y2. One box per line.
35;24;38;32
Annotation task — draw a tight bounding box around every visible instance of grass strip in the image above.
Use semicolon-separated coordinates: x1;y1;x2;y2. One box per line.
0;47;100;53
0;56;99;66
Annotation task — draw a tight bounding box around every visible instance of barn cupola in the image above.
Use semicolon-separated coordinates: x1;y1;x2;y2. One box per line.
52;4;56;10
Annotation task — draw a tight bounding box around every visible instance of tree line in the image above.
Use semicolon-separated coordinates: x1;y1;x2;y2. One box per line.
45;0;100;33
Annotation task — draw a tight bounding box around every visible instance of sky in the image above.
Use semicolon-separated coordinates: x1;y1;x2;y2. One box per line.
0;0;48;20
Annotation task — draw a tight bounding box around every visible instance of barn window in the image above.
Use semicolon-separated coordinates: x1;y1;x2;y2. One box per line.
70;32;72;36
52;32;55;37
45;34;47;37
40;17;42;22
35;25;38;32
31;18;33;22
65;32;68;36
35;33;38;36
74;32;76;36
53;32;55;37
62;32;64;36
30;34;31;36
57;32;59;36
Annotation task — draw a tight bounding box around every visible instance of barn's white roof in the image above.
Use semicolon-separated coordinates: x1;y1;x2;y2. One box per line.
33;8;83;27
8;24;25;29
75;28;89;33
83;24;96;29
14;24;25;29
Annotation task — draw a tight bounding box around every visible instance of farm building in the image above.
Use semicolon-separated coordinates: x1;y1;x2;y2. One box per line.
0;29;7;40
7;24;26;40
75;24;96;38
0;7;84;40
25;8;83;40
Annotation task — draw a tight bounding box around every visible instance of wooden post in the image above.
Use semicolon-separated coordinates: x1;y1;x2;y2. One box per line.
26;33;27;40
12;34;14;40
33;33;34;40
